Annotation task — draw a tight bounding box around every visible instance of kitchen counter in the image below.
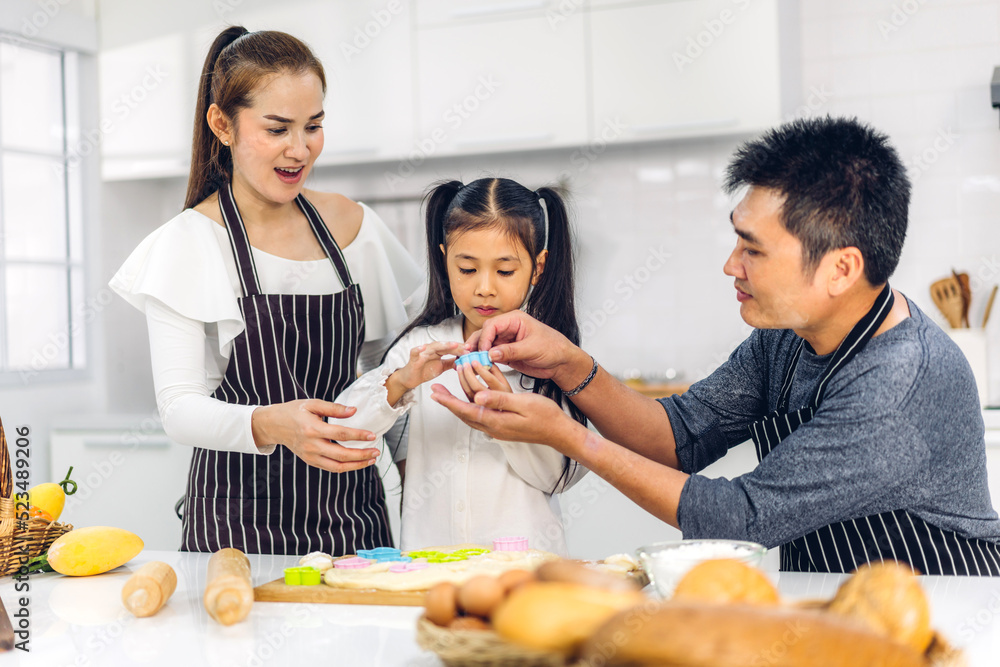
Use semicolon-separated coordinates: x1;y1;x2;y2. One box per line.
2;550;999;666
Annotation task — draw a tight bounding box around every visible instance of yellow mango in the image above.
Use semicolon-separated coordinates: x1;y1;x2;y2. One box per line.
28;482;65;521
47;526;144;576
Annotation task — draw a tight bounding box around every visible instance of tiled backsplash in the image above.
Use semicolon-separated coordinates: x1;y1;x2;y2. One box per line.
104;0;1000;409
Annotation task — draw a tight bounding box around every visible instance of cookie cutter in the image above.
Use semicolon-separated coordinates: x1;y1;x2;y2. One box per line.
334;556;373;569
456;351;492;368
493;536;529;551
284;566;322;585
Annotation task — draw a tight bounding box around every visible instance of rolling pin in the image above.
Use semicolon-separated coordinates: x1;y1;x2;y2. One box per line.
122;561;177;617
203;548;253;626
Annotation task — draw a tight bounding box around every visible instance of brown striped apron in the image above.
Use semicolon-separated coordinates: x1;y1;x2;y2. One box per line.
750;284;1000;574
180;182;392;555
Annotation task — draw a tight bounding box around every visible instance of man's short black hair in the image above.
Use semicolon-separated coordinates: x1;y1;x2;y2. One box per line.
724;116;910;286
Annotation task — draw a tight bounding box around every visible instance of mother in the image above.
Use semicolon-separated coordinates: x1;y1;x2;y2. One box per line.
110;27;422;554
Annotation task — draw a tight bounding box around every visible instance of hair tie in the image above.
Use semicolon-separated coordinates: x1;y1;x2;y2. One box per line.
538;197;549;252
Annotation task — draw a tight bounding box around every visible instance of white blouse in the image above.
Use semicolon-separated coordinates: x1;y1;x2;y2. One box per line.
332;316;589;555
109;203;424;456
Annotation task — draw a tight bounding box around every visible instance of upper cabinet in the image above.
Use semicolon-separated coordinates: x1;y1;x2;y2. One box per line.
589;0;783;142
414;10;588;155
97;0;795;180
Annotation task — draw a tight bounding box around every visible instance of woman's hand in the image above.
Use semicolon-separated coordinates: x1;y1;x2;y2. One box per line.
251;399;380;473
466;311;593;390
385;341;465;406
429;384;582;455
456;358;512;402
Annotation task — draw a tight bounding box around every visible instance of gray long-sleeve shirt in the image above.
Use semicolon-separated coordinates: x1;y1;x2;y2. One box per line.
660;295;1000;548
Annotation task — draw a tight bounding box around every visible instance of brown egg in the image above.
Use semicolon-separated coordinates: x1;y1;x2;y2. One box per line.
424;581;458;627
497;569;535;594
458;575;506;618
449;616;491;631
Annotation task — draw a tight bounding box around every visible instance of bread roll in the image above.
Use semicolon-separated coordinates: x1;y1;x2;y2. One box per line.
828;561;933;653
672;558;779;606
579;601;925;667
492;581;645;654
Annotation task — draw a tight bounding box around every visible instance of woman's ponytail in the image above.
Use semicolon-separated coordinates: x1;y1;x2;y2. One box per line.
184;26;248;210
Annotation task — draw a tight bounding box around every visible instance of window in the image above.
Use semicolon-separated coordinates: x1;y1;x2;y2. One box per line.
0;36;83;379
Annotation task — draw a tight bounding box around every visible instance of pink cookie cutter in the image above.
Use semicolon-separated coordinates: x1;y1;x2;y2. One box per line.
334;556;373;569
493;536;529;551
389;561;429;573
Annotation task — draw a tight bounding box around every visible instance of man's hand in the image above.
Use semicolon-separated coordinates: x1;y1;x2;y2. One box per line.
429;384;583;455
466;311;592;390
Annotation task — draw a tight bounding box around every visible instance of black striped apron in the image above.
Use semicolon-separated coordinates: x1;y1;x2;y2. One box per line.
749;284;1000;575
180;183;392;555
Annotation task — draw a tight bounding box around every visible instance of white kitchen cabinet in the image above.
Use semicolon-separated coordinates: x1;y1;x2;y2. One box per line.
589;0;784;142
98;32;192;180
50;417;193;550
230;0;416;166
414;0;562;26
414;12;588;156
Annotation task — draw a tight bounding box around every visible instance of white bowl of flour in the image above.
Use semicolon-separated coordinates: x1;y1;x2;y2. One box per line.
636;539;766;598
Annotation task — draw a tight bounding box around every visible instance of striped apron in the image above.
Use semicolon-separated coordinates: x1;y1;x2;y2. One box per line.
749;284;1000;574
180;182;393;555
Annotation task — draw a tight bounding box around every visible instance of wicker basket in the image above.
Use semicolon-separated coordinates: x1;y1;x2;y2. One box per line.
416;616;567;667
0;417;72;577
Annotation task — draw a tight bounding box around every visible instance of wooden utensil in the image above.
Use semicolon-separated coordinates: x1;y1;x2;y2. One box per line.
952;270;971;327
930;276;964;328
983;285;998;328
0;594;14;651
204;548;253;626
122;561;177;617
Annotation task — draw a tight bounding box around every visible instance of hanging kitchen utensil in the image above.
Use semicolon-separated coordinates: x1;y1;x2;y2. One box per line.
952;270;971;328
983;284;998;328
930;275;964;328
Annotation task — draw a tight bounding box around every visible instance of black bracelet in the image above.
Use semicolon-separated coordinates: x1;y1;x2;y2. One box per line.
564;356;598;397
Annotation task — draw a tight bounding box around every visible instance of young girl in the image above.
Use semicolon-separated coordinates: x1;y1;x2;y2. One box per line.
335;177;587;555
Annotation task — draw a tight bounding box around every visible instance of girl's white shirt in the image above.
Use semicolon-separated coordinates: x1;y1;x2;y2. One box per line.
109;203;424;456
333;315;588;555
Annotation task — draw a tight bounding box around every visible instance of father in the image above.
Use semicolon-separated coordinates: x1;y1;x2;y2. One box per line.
433;116;1000;575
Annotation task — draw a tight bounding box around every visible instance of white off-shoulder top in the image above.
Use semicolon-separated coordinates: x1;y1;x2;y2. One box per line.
109;203;424;455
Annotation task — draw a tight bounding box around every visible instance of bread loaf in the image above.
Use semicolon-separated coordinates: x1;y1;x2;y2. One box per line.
578;601;925;667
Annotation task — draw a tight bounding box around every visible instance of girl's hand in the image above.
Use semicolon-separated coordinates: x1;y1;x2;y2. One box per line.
385;341;465;406
398;341;465;388
251;399;380;473
456;359;512;402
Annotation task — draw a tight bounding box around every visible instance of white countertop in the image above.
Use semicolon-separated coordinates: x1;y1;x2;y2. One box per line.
2;550;999;666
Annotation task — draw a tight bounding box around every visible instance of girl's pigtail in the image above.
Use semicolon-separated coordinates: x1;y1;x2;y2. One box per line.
526;187;586;496
530;186;580;350
381;180;464;360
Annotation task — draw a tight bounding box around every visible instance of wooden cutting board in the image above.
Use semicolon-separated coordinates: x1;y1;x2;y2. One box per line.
253;579;425;606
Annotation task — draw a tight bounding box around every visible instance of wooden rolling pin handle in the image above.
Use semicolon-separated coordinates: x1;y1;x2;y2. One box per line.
122;561;177;617
204;548;253;626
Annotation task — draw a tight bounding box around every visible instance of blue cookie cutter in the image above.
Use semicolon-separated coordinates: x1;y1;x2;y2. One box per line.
456;351;492;368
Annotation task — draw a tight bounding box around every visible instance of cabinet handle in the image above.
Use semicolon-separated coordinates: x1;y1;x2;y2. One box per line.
83;438;171;448
451;0;549;19
454;132;554;149
631;118;739;135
